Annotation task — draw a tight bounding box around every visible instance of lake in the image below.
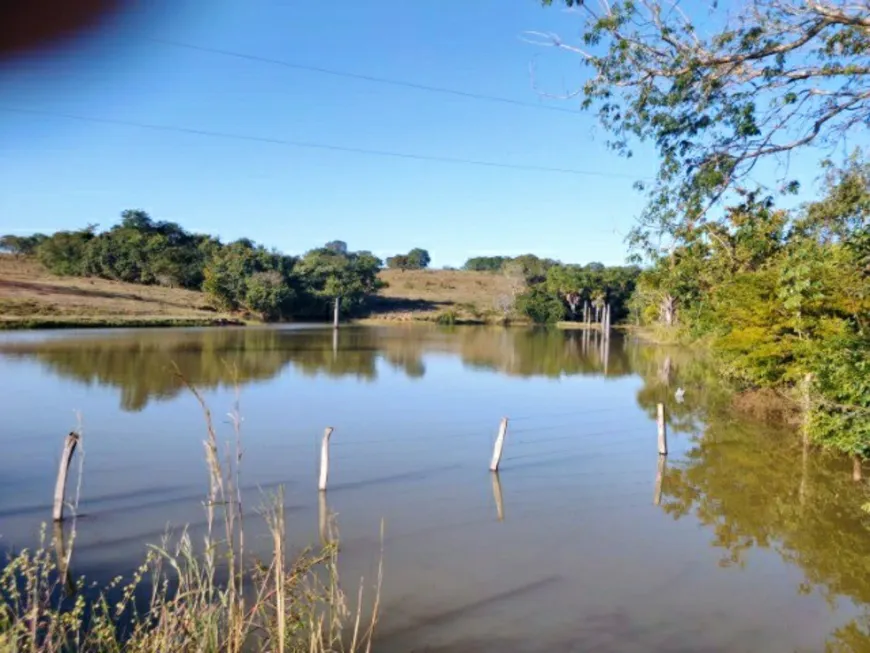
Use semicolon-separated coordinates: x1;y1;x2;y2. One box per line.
1;325;869;652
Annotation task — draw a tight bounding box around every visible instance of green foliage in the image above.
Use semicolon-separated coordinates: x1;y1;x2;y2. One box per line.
406;248;430;269
540;0;869;253
515;286;566;324
244;271;296;321
463;256;511;272
36;227;96;275
21;211;387;323
0;233;47;255
386;248;430;271
295;246;383;317
632;161;870;454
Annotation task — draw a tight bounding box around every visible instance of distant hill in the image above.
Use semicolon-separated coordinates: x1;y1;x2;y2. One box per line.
0;257;514;328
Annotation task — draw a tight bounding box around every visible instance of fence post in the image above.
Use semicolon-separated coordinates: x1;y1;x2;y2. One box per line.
53;432;80;522
489;418;509;472
318;427;334;491
656;403;668;456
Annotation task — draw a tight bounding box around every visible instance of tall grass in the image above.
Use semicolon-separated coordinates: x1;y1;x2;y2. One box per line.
0;375;382;652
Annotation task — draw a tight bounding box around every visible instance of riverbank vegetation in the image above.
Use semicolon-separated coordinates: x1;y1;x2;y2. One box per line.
538;0;869;455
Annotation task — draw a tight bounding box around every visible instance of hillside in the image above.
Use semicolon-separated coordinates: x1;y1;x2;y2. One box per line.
0;257;515;328
0;255;238;329
369;268;516;323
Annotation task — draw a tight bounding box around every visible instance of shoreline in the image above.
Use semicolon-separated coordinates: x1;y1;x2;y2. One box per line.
0;316;248;331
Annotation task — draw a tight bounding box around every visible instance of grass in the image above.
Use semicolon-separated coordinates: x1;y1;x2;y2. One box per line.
0;376;382;652
365;268;520;324
1;257;524;329
0;256;242;330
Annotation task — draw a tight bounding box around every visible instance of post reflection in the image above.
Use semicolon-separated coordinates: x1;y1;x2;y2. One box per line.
490;472;505;522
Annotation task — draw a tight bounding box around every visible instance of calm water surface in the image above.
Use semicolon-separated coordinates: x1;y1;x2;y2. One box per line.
1;325;869;652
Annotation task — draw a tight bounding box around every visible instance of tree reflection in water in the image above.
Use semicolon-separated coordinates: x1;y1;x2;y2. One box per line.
2;325;869;649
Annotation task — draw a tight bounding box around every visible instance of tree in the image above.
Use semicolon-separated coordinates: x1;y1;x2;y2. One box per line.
516;286;566;324
406;248;431;269
0;233;47;256
324;240;348;256
386;254;410;271
388;248;431;271
463;256;510;272
296;247;384;317
536;0;870;251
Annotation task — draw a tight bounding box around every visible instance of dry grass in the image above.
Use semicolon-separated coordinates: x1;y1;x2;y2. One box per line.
369;269;518;324
0;256;240;329
0;257;523;328
0;379;382;652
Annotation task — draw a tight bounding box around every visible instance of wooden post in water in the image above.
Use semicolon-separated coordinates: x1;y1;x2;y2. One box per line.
853;456;863;482
491;471;505;522
333;296;340;329
318;427;334;491
656;403;668;456
489;418;509;472
653;455;666;506
53;432;80;522
318;490;333;544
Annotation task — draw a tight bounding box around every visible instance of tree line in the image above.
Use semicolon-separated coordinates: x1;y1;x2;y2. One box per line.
461;253;640;325
0;211;384;321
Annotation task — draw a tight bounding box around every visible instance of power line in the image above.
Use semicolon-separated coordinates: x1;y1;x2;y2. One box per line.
147;37;583;116
0;106;643;179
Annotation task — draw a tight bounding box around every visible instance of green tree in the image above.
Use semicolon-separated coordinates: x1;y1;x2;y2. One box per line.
515;286;566;324
406;248;431;269
463;256;510;272
0;233;47;256
538;0;870;251
386;254;410;271
35;227;97;275
296;247;383;317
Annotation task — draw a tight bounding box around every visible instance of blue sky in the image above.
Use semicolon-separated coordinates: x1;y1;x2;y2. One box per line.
0;1;851;268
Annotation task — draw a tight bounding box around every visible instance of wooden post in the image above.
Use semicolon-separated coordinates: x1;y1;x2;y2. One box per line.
318;427;334;491
491;471;505;522
656;403;668;456
605;304;611;334
332;327;338;356
318;490;332;544
853;456;863;482
53;432;79;522
653;455;666;506
333;297;340;329
489;418;509;472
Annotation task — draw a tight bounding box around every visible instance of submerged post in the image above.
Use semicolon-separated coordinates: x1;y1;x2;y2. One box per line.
653;455;667;506
491;471;505;522
656;403;668;456
489;418;509;472
318;427;334;491
53;432;79;522
333;297;340;329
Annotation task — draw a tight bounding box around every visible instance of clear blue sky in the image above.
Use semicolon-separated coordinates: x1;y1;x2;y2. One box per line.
0;0;841;268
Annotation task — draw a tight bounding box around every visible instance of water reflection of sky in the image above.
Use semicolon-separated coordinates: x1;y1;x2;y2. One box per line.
0;325;866;652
